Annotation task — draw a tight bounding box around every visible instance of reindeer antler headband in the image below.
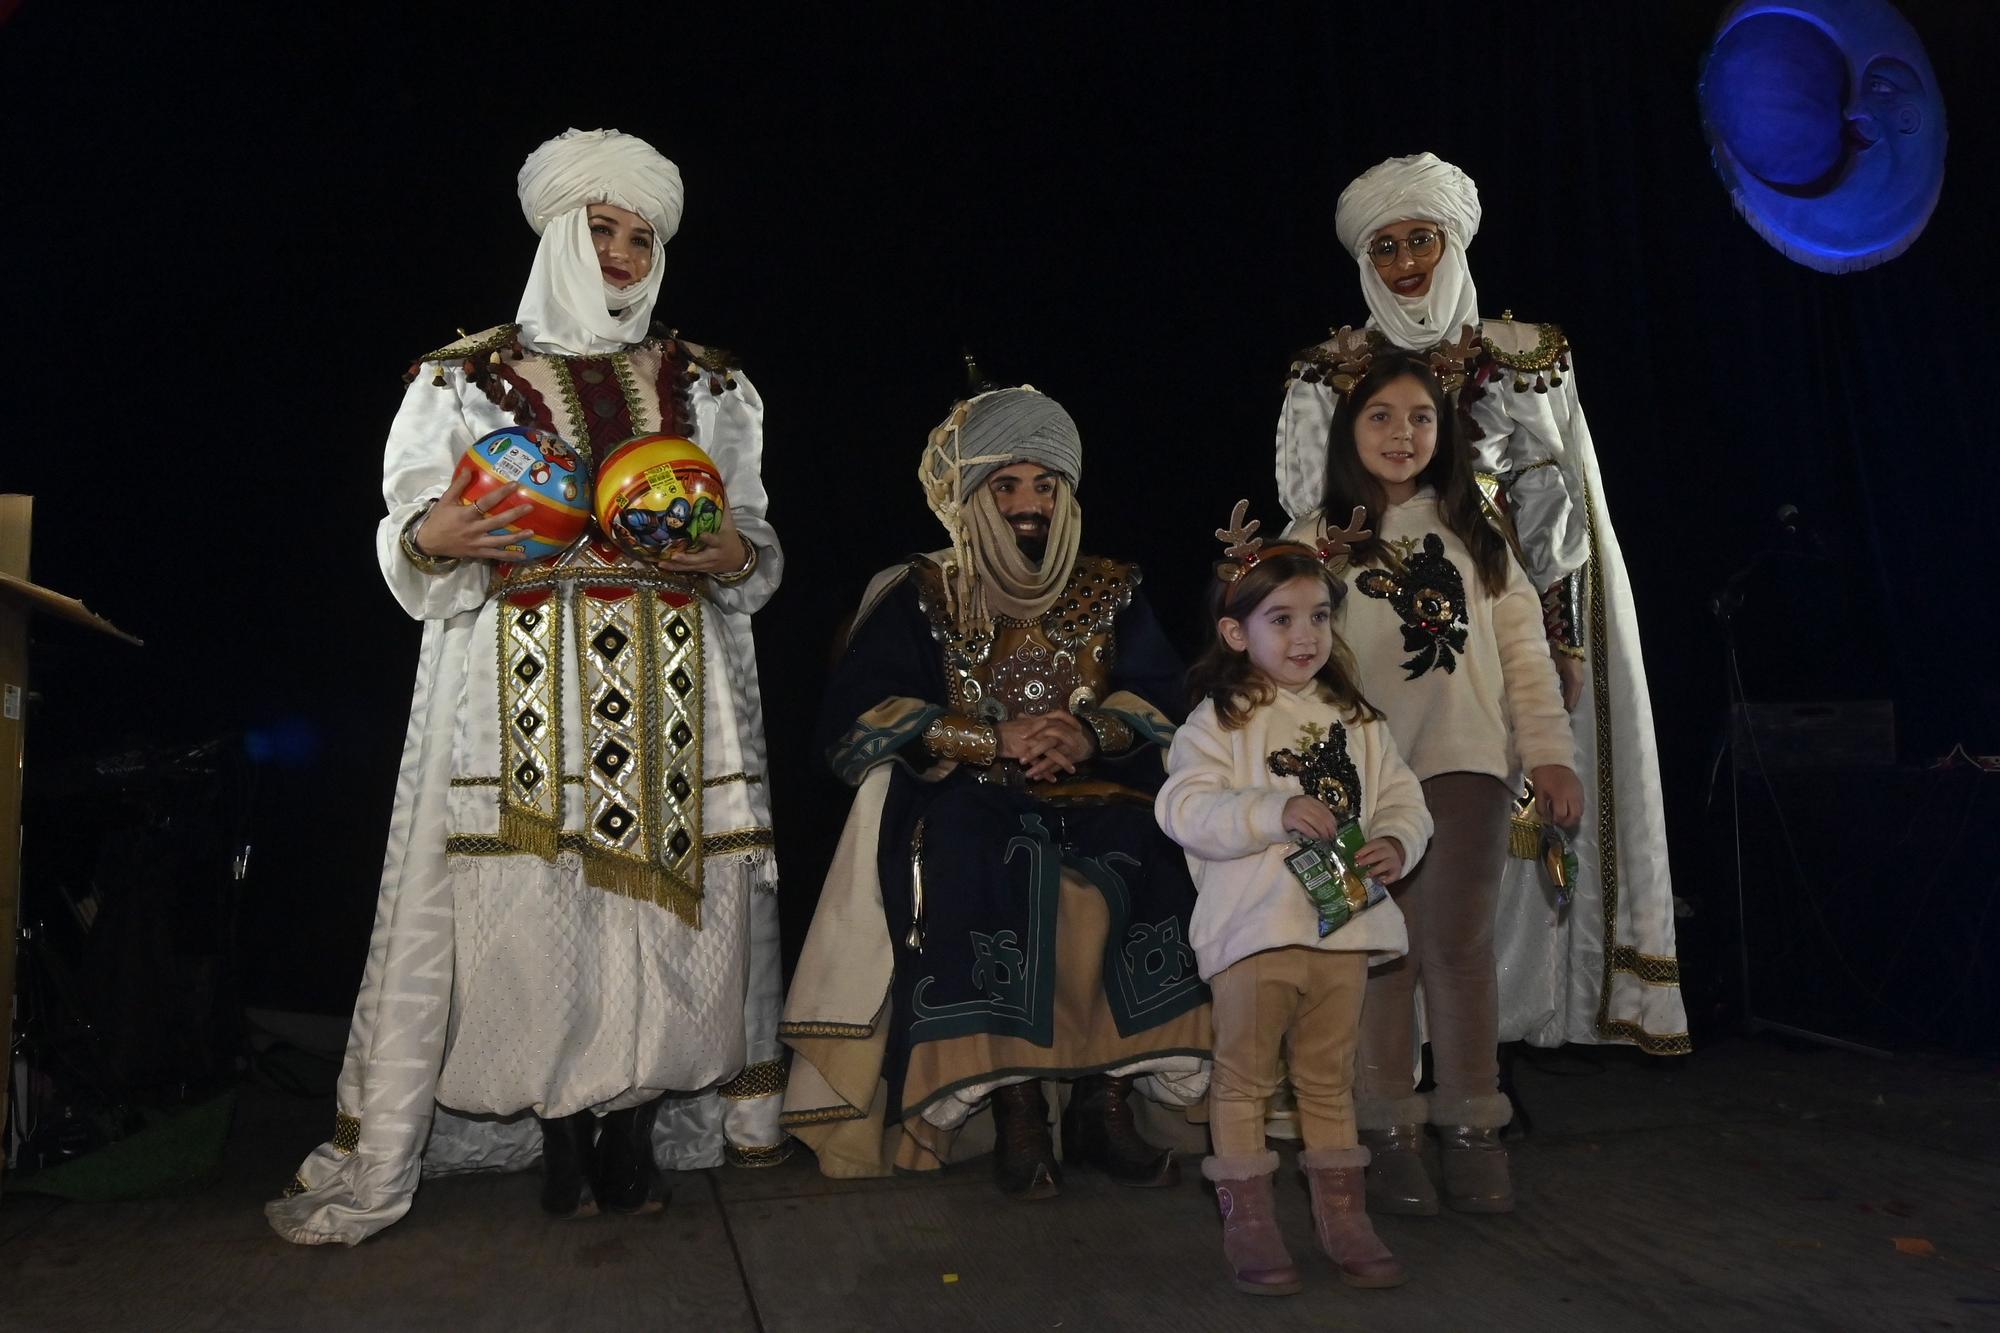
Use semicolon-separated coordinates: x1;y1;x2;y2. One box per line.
1213;499;1372;586
1292;324;1483;398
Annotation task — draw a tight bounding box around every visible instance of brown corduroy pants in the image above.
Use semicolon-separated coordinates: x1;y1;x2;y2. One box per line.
1355;771;1514;1106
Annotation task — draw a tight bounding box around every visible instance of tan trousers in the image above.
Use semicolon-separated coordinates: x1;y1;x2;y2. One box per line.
1209;946;1367;1157
1356;771;1513;1106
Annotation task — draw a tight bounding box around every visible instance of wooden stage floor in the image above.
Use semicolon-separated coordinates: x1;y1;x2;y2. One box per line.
4;1035;1997;1332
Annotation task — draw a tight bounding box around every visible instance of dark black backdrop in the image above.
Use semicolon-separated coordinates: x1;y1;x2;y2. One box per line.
3;3;1993;1019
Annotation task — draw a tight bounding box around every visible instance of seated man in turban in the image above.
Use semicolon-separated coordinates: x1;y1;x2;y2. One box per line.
780;387;1212;1199
1274;152;1686;1213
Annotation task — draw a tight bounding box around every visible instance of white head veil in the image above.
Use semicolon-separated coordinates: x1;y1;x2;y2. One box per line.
514;128;685;356
1334;153;1483;350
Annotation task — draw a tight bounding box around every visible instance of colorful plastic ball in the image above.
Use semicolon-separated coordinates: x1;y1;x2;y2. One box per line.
451;426;590;562
594;434;729;560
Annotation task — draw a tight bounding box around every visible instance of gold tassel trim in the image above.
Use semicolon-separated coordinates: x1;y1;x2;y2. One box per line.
582;852;703;930
450;815;705;929
498;804;563;865
1508;812;1543;860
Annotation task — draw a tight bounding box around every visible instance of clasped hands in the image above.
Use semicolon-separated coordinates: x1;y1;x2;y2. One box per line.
414;471;750;574
1281;795;1406;882
998;713;1097;783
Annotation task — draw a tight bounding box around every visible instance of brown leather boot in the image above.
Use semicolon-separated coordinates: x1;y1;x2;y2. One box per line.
1432;1093;1515;1214
1357;1094;1437;1215
1299;1146;1406;1288
1062;1073;1179;1187
1201;1151;1301;1297
988;1080;1059;1200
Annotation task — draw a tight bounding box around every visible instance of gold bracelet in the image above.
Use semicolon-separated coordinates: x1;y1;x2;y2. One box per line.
922;714;998;766
711;537;761;585
1080;709;1133;757
399;502;460;575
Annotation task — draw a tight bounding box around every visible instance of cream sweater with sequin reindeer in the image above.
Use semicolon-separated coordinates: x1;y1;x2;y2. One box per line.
1288;490;1573;783
1157;683;1432;981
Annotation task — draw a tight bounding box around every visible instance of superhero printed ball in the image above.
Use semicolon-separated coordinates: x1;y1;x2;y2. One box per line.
451;426;589;562
594;434;729;559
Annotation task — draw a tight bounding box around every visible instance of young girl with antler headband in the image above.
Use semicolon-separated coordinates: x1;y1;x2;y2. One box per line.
1155;506;1433;1298
1285;348;1579;1218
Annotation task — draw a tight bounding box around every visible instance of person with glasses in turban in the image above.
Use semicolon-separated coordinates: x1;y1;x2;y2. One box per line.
268;129;787;1244
1273;153;1687;1215
779;385;1212;1200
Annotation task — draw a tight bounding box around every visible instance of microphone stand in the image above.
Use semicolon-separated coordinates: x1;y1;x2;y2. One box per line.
1712;527;1890;1058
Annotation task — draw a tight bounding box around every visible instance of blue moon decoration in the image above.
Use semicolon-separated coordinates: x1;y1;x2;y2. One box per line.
1699;0;1946;273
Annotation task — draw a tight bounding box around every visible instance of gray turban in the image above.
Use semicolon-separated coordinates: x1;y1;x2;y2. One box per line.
917;386;1086;636
946;388;1084;499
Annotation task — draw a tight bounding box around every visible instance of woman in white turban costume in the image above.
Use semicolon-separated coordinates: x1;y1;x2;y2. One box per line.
267;129;787;1244
1275;153;1686;1209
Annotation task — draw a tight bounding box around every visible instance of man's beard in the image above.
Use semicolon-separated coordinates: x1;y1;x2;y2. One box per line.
1009;515;1049;563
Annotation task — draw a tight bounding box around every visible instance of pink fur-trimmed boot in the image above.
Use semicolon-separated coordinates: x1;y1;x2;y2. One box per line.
1298;1146;1407;1288
1201;1151;1302;1297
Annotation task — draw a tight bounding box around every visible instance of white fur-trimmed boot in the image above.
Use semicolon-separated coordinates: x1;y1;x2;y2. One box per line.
1201;1151;1302;1297
1298;1146;1407;1288
1356;1094;1436;1216
1431;1092;1515;1214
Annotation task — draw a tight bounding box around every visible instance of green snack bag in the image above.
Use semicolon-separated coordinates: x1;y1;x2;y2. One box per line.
1284;840;1354;937
1284;821;1390;938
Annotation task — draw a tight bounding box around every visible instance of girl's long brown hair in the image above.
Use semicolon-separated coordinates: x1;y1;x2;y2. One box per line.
1319;351;1510;597
1186;549;1379;730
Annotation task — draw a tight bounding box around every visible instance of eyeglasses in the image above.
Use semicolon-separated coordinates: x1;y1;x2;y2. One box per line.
1366;228;1443;268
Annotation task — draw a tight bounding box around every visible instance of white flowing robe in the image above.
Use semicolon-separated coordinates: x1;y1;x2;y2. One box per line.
1276;318;1687;1056
267;339;787;1246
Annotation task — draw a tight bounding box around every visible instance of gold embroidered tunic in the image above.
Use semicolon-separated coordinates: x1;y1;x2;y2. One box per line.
266;327;788;1249
910;555;1144;781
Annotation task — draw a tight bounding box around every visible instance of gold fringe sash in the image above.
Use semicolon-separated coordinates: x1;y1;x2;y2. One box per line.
476;570;708;928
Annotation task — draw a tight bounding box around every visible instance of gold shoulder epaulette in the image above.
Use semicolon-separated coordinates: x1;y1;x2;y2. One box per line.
1479;314;1568;371
1479;313;1570;393
677;338;739;373
405;324;525;386
646;326;741;374
1286;326;1386;387
416;323;523;365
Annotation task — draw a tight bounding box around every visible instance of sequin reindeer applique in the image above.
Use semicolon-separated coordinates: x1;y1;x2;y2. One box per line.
1357;534;1470;679
1266;720;1363;823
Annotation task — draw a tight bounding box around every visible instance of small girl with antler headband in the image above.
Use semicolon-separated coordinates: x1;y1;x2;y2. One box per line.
1155;502;1433;1298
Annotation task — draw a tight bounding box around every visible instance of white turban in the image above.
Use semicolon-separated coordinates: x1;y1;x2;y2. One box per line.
1334;153;1483;351
513;128;685;357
